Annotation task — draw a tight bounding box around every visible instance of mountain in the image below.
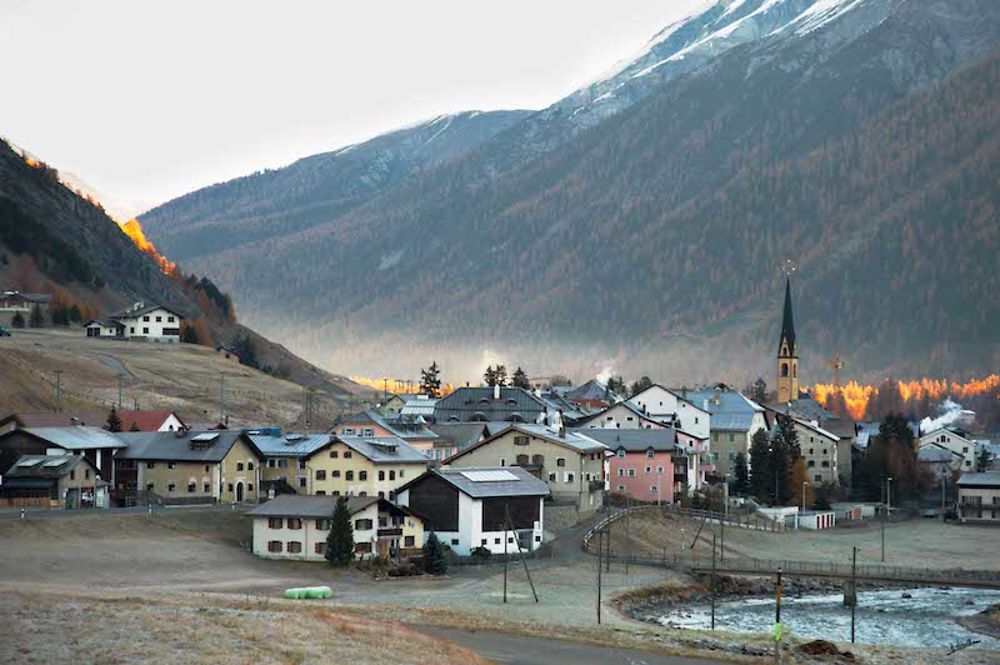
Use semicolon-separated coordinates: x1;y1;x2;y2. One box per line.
0;139;365;403
143;0;1000;384
141;110;531;262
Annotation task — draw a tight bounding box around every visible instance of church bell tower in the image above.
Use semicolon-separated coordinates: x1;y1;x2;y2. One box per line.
776;277;799;403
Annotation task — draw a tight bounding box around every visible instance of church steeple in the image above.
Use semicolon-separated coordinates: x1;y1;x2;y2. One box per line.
776;277;799;403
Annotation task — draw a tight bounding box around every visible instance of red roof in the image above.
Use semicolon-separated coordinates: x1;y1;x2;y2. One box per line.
116;410;183;432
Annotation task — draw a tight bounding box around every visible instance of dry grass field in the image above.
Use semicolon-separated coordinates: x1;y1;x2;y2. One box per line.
0;328;364;428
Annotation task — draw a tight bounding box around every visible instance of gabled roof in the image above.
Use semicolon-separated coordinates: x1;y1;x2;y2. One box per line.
19;426;127;450
628;384;709;414
708;413;757;432
572;428;679;453
337;410;438;440
434;387;546;422
565;379;614;402
114;430;259;462
427;422;488;451
763;405;840;442
444;423;606;464
248;432;332;458
336;435;429;464
83;318;122;328
398;466;550;499
247;494;381;519
766;397;837;422
685;388;764;415
110;302;184;320
917;443;963;463
957;472;1000;488
920;426;973;443
574;400;665;428
6;454;88;479
116;410;185;432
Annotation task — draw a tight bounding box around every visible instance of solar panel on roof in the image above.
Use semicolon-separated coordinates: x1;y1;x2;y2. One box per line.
460;470;519;482
191;433;220;442
16;458;44;467
42;458;70;467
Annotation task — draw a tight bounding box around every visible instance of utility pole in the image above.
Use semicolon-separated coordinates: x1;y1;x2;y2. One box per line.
504;504;538;603
625;494;630;575
605;516;611;572
219;373;226;424
720;514;725;562
597;528;603;624
941;475;947;520
774;567;783;664
711;532;717;630
801;481;807;513
54;370;63;412
850;546;857;643
118;376;124;410
502;517;508;604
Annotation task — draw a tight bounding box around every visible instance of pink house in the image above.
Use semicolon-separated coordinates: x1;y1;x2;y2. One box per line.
578;429;679;503
333;410;438;457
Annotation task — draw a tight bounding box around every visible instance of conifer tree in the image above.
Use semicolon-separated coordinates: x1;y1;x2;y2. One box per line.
11;311;25;328
511;367;530;389
106;407;122;432
419;361;442;397
422;531;447;575
732;452;750;495
325;497;355;566
789;457;813;507
28;304;44;328
749;429;773;503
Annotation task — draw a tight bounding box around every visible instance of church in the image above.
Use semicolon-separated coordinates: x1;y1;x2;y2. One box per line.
776;278;799;403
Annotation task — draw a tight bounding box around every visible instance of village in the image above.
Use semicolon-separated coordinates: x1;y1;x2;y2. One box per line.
1;280;999;664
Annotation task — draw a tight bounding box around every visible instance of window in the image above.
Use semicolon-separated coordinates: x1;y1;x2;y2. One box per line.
728;433;734;442
182;482;192;492
332;470;341;478
355;519;373;530
514;435;530;446
343;451;352;459
405;536;415;547
821;461;830;468
378;491;385;498
314;542;327;555
628;469;636;477
814;475;822;482
146;483;154;491
298;460;307;470
361;428;374;437
267;459;276;468
346;471;354;481
168;316;175;323
287;541;302;554
355;542;372;553
494;537;501;544
646;450;654;459
657;466;664;474
617;485;624;492
143;315;150;322
358;491;367;496
130;327;135;334
807;461;815;468
566;473;574;483
142;327;149;335
650;485;658;492
248;462;254;470
379;517;388;528
548;472;556;481
248;484;254;492
168;483;176;492
168;462;176;469
316;470;326;481
617;449;625;458
228;483;234;492
287;519;302;530
237;462;244;472
516;454;529;465
500;458;506;467
155;316;162;322
557;458;566;467
378;470;385;481
389;470;395;481
84;469;90;479
359;471;368;481
299;477;307;488
203;482;210;493
451;539;459;546
617;468;624;477
330;450;339;458
268;541;282;553
268;518;283;529
695;417;699;424
399;470;404;478
342;428;355;436
146;462;155;469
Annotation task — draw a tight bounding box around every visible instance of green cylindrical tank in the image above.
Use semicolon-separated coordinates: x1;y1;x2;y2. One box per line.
283;586;332;599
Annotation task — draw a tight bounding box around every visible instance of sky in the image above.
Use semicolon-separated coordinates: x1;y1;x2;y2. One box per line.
0;0;705;213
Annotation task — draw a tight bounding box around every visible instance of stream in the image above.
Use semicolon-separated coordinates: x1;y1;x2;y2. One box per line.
653;587;1000;649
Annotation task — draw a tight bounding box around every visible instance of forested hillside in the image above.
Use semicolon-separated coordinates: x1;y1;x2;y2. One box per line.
143;0;1000;383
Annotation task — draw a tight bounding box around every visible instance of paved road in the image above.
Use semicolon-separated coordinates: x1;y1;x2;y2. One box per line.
416;626;728;665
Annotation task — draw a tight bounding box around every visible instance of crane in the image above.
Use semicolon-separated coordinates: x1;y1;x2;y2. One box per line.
826;353;845;388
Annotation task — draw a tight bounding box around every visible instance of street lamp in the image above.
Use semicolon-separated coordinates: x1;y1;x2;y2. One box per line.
801;481;807;512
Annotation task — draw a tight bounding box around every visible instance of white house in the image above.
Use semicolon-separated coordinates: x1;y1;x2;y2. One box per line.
957;472;1000;524
395;466;549;556
578;401;668;431
247;494;425;560
765;406;840;486
628;384;710;439
919;427;977;472
85;302;183;343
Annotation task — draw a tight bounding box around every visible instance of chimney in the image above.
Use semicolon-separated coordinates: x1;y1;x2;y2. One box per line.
493;384;500;400
681;386;688;399
558;424;566;438
713;386;722;405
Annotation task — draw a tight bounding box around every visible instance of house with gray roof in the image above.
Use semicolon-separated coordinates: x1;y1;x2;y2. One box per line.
433;386;546;424
427;422;489;461
0;425;126;486
685;386;767;480
247;432;333;495
333;410;438;456
957;471;1000;523
0;453;109;508
86;301;184;342
395;466;549;555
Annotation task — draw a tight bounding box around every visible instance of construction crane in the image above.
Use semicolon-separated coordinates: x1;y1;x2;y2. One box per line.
826;353;845;388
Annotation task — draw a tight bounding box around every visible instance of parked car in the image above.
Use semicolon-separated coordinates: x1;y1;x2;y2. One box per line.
0;327;11;337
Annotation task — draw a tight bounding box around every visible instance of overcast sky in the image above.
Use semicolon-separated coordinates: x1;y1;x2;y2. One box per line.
1;0;704;211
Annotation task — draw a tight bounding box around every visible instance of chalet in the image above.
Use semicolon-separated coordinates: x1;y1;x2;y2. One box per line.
957;472;1000;524
0;454;109;509
395;466;549;556
686;386;767;479
434;386;546;424
575;429;680;504
248;495;425;561
443;423;606;514
113;430;262;504
628;384;710;439
919;427;977;472
85;301;183;342
305;434;430;500
247;431;333;495
333;410;438;456
0;426;125;484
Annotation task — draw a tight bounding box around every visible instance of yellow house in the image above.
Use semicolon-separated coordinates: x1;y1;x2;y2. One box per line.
304;435;430;500
114;430;263;504
247;432;334;496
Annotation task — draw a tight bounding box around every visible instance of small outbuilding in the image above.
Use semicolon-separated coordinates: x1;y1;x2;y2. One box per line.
0;454;108;508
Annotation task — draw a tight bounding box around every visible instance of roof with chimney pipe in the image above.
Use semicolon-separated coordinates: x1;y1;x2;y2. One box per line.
433;387;546;423
443;423;606;464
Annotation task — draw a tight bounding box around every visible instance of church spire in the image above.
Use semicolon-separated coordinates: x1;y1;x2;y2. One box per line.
779;277;796;357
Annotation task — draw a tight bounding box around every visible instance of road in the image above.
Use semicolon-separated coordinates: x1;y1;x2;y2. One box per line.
416;626;729;665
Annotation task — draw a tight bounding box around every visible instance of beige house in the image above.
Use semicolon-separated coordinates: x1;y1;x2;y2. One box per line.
247;432;333;495
920;428;977;472
957;472;1000;524
0;454;109;508
304;435;430;500
248;495;425;560
444;424;607;514
114;430;262;504
766;407;840;487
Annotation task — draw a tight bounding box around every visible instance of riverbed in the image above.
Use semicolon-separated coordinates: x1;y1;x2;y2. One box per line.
653;587;1000;649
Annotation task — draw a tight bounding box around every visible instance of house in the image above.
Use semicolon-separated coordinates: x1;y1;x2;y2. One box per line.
564;379;616;411
246;431;333;496
685;385;767;479
248;494;425;561
0;426;126;484
443;423;606;515
378;394;409;418
86;301;183;342
957;472;1000;524
0;290;51;327
0;454;109;509
395;466;549;556
0;409;185;436
575;429;679;504
535;391;591;425
628;384;710;439
333;410;438;456
764;406;840;486
576;401;669;431
766;397;857;487
919;427;977;472
215;345;241;364
427;422;489;462
434;386;547;424
305;434;430;500
113;430;262;504
918;443;964;481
